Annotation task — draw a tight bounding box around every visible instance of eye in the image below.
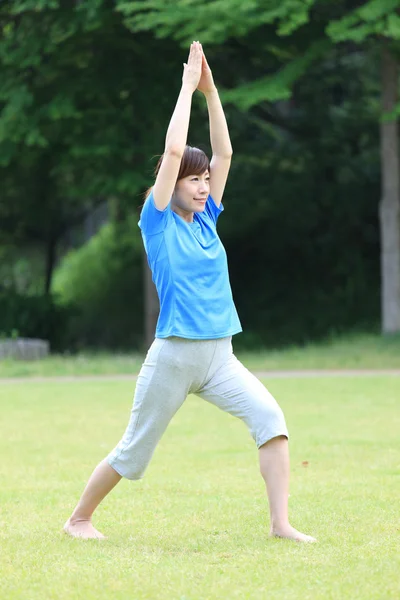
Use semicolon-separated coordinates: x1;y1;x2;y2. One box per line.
191;177;199;181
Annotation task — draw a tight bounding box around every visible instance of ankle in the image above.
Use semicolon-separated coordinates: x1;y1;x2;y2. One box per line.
69;515;92;525
270;518;289;532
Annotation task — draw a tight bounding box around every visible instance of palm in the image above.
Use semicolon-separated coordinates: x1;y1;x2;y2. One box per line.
197;54;215;94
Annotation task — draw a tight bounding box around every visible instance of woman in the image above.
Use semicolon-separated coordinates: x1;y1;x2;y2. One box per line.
64;42;316;543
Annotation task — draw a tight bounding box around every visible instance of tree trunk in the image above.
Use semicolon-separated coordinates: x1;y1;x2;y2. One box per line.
143;250;159;349
44;238;56;295
379;47;400;334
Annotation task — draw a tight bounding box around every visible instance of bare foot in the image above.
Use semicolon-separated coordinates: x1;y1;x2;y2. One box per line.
63;518;106;540
270;525;317;543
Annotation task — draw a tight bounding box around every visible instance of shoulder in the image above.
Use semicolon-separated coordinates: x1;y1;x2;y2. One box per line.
202;194;224;225
139;190;172;235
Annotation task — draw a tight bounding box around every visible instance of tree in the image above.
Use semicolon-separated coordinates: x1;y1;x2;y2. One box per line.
379;47;400;333
0;0;182;295
1;0;393;347
118;0;400;334
326;1;400;333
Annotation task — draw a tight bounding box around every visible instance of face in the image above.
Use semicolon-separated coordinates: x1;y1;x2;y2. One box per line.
171;171;210;221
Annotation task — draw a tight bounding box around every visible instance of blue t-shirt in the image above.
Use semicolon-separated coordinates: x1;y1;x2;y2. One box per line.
139;192;242;339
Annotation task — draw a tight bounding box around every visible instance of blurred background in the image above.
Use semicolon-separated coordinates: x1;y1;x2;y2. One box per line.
1;0;400;355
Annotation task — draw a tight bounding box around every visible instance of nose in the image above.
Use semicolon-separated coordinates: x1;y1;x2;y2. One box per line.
199;180;209;193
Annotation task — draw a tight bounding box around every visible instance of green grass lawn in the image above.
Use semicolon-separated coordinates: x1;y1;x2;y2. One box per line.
0;376;399;599
1;332;400;378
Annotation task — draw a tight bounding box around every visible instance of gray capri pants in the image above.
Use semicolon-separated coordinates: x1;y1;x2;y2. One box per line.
107;336;288;480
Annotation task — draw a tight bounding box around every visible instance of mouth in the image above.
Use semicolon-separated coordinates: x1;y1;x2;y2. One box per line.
194;198;207;204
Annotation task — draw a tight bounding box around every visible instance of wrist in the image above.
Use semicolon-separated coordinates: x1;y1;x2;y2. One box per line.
181;83;195;94
203;86;218;98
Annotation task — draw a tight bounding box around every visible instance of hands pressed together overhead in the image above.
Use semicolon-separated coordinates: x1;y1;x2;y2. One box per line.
182;41;216;95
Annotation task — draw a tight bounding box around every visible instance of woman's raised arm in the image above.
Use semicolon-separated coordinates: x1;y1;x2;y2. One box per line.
197;47;233;207
152;42;202;211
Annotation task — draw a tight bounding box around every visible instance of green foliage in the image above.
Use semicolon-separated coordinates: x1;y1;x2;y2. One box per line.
222;39;331;107
219;47;381;348
111;0;398;347
117;0;400;112
53;216;144;350
327;0;400;42
118;0;400;46
0;291;72;350
0;0;395;349
118;0;316;43
8;0;60;13
327;0;400;43
0;0;183;292
0;244;46;294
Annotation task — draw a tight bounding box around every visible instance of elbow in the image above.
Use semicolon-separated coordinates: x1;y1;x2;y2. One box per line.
164;145;185;159
216;150;233;160
216;147;233;159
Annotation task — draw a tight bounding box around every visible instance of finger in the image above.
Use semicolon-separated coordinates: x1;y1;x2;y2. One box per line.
189;43;201;68
190;51;201;68
193;43;202;61
187;50;195;66
194;54;202;69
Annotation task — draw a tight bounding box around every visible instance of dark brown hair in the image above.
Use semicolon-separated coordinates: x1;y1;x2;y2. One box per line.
145;145;210;199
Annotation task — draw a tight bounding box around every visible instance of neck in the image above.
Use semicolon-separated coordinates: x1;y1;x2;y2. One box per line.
172;205;194;223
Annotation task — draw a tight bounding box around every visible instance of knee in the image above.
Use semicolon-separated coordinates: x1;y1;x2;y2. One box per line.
107;454;147;481
123;469;145;481
258;434;288;450
253;402;289;448
260;400;287;427
112;461;146;481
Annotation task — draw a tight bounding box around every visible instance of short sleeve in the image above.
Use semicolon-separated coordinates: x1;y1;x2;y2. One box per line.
203;194;224;225
138;190;171;235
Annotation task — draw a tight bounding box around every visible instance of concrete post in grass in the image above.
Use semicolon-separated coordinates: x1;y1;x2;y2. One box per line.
0;339;50;360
